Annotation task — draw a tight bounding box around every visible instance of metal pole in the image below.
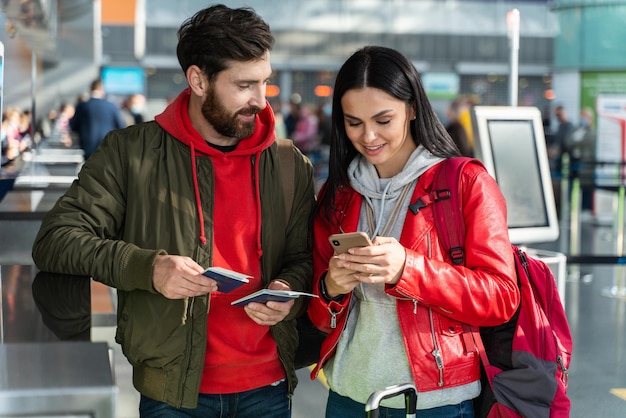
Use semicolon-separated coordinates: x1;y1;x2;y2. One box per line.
507;9;520;107
30;51;36;149
569;169;581;281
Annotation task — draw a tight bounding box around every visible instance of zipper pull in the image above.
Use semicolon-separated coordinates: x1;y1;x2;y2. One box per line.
557;355;569;386
330;312;338;329
431;349;444;387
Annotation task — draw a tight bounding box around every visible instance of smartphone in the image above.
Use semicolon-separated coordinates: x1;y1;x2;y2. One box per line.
328;232;373;255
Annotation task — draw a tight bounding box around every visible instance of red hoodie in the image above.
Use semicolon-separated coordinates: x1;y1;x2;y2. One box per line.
155;88;286;393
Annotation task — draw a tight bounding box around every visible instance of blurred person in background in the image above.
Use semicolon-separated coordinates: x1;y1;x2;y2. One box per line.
284;93;301;138
444;98;472;157
51;103;76;147
548;105;575;179
121;93;147;126
565;106;597;213
1;107;29;162
70;78;126;159
292;102;319;155
271;100;287;139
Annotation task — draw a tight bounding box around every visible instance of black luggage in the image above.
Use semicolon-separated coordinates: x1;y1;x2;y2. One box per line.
364;383;417;418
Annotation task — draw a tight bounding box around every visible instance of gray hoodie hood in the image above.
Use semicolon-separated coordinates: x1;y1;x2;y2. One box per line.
347;145;443;237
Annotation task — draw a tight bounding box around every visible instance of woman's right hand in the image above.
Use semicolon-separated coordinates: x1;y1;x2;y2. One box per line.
325;255;361;297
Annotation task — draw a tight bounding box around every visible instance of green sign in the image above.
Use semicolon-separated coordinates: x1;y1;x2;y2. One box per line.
581;72;626;116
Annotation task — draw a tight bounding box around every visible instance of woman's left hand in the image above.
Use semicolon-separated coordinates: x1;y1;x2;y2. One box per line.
335;236;406;285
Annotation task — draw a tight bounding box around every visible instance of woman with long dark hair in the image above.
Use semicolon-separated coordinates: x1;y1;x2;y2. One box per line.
308;46;519;417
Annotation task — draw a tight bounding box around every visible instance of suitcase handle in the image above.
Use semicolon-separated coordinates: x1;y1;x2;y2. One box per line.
364;382;417;418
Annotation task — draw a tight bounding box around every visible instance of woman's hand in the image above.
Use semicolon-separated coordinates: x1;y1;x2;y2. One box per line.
325;254;363;297
332;236;406;286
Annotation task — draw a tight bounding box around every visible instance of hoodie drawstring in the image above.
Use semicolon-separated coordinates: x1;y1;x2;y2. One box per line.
365;182;414;239
254;151;264;259
364;181;393;238
189;142;207;245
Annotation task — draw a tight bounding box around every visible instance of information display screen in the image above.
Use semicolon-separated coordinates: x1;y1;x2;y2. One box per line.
472;106;559;244
101;66;144;96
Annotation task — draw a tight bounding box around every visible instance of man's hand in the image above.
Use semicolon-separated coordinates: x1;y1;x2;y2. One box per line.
152;255;217;299
244;280;295;326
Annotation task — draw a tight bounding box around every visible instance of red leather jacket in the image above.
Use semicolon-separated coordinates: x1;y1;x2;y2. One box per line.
309;160;520;392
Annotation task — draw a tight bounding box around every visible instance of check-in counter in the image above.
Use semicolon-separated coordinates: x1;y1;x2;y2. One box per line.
0;266;117;417
0;341;117;417
0;144;118;416
0;148;82;265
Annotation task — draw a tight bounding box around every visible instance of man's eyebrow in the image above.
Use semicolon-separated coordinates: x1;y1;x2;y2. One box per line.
234;75;272;84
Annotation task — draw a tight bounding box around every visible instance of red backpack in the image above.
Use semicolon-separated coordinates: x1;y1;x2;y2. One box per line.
424;157;573;418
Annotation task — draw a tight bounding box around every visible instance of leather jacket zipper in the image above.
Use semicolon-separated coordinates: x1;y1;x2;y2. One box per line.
429;308;444;387
329;306;345;329
312;305;347;378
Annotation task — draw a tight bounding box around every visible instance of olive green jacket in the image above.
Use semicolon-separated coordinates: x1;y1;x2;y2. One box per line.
32;122;315;408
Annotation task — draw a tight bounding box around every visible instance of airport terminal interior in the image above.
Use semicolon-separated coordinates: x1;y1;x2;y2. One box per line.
5;120;626;418
2;0;626;417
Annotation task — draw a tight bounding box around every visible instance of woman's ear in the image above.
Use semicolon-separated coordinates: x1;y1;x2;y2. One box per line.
187;65;208;96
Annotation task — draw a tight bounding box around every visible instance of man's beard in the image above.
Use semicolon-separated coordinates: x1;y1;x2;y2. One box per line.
201;89;260;139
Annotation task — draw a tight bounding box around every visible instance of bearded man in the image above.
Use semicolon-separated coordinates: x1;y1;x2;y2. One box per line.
32;4;315;417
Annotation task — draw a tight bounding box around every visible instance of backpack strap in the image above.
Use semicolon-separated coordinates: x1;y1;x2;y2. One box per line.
430;157;479;265
429;156;494;375
276;139;295;225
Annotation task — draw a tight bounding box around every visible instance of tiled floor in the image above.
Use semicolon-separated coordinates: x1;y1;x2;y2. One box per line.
2;215;626;417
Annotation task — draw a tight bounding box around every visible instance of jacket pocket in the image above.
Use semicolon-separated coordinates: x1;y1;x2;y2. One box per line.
435;314;476;360
117;291;192;368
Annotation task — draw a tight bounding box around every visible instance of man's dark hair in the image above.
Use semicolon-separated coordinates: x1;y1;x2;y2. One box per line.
176;4;274;81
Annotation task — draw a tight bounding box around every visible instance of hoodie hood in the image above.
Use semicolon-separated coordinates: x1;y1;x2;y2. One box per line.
154;88;276;155
348;145;443;199
154;88;277;246
348;146;443;238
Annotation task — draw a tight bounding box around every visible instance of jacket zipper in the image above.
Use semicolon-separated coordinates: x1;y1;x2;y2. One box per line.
312;305;347;378
177;296;196;408
426;229;444;386
557;355;569;386
386;290;444;388
429;308;444;387
329;306;345;329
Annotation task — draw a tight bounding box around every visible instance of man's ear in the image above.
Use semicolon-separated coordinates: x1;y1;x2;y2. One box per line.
187;65;208;96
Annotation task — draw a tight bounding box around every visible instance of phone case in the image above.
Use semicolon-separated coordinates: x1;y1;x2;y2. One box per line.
328;232;372;254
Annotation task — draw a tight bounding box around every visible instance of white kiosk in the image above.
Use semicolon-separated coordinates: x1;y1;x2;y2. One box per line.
471;106;567;303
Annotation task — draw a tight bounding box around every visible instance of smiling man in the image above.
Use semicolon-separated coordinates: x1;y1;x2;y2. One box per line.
32;4;315;417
